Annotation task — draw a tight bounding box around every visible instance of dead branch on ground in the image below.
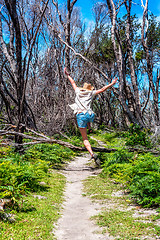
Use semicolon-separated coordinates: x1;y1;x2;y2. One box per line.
0;127;159;155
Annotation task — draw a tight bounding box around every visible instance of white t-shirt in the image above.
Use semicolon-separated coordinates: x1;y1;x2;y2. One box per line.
69;87;97;115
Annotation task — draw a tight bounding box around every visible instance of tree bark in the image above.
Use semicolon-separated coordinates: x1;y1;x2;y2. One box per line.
141;0;160;125
0;0;49;150
125;0;143;125
106;0;144;127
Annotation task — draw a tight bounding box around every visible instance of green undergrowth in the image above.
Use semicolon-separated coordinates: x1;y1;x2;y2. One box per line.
92;126;160;208
83;175;160;239
54;133;98;148
25;143;75;169
0;143;75;237
0;171;65;240
0;144;74;202
125;124;152;148
94;124;153;149
93;131;126;148
100;150;160;207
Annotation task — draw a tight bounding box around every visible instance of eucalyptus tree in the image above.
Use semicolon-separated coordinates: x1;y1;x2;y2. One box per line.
0;0;49;145
85;1;143;128
33;0;87;134
104;0;146;127
141;0;160;126
85;3;119;128
100;0;160;128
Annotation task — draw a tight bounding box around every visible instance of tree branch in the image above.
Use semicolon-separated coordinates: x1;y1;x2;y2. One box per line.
52;0;65;28
70;0;78;12
141;0;149;48
0;129;159;155
0;16;18;82
59;34;111;80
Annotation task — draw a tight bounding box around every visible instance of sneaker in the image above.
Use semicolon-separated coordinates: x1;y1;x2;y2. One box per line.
92;154;101;166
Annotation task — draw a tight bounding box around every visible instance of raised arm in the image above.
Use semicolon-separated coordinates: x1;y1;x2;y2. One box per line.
95;77;118;95
64;67;77;91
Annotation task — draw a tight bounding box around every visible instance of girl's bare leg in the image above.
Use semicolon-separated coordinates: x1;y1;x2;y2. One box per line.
79;127;93;156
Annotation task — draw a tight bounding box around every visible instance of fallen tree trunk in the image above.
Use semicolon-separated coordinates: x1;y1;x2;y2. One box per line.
86;147;159;155
0;130;81;151
0;129;159;155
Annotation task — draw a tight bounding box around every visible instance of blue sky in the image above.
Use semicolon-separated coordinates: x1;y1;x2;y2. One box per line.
73;0;160;24
75;0;95;22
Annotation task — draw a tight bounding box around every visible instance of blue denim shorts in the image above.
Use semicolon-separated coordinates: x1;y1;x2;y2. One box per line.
76;112;95;128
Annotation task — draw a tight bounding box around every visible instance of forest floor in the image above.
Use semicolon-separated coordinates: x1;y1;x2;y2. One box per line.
53;137;160;240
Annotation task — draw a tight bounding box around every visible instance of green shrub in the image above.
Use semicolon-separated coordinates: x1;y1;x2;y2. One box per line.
23;143;75;168
0;157;48;208
101;151;160;207
0;182;27;207
129;173;160;207
0;158;48;190
100;149;134;183
0;143;74;208
125;124;152;148
102;162;132;183
126;154;160;207
100;149;133;167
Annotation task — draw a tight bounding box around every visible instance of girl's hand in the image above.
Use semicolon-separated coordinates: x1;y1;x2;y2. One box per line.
111;77;118;85
64;67;69;76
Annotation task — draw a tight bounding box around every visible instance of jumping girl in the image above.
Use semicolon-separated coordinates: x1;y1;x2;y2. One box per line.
64;67;118;165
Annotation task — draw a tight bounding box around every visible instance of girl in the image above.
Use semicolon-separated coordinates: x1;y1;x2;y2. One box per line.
64;67;118;165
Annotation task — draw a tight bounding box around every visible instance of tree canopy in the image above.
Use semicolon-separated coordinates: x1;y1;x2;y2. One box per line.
0;0;159;146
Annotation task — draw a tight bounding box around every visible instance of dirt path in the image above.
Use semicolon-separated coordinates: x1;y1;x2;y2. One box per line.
53;154;114;240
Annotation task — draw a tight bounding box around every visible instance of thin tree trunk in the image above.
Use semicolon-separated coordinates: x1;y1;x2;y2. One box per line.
141;0;160;125
107;0;143;126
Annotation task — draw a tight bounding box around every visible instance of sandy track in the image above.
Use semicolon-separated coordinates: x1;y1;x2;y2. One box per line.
53;154;113;240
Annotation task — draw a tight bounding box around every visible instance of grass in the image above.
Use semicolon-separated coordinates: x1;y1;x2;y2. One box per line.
84;130;160;238
92;131;126;148
93;209;156;239
0;171;65;240
83;175;160;239
83;175;123;201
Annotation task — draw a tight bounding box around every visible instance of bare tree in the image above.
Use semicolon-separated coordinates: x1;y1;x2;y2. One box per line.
141;0;160;125
0;0;49;147
52;0;77;70
105;0;145;126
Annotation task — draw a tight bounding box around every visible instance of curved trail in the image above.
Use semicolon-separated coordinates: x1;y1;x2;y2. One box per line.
53;154;113;240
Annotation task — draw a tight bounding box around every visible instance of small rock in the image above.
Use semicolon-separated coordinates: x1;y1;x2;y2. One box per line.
39;181;47;186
